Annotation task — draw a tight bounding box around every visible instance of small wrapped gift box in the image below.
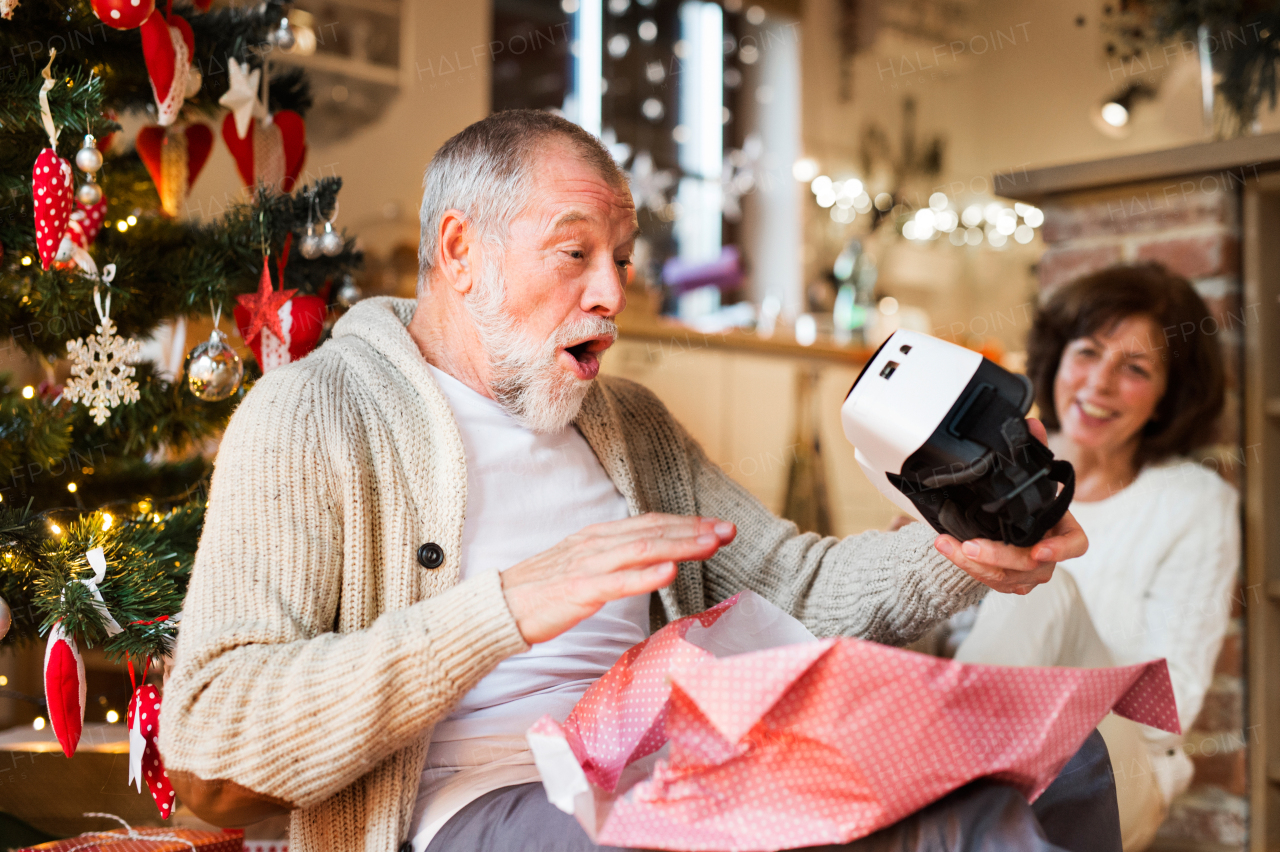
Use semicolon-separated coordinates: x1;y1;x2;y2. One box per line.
18;822;245;852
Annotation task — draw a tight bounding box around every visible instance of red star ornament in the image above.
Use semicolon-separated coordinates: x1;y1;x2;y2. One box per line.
235;262;296;346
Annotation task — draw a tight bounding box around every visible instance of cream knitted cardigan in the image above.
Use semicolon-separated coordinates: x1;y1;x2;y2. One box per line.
158;296;985;852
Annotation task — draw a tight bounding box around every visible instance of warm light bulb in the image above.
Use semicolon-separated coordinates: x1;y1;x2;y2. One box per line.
22;386;34;399
66;482;77;493
33;717;46;731
0;675;7;686
116;220;128;232
126;215;137;226
50;523;61;534
21;256;32;266
1100;101;1129;127
105;709;120;724
102;513;113;531
791;158;819;183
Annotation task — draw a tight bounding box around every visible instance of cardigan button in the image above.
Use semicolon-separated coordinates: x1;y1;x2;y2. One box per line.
398;843;413;852
417;542;445;569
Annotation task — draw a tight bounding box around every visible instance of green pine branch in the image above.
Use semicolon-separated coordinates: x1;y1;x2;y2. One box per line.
1142;0;1280;131
2;177;360;359
1;362;247;510
0;63;115;145
0;1;359;664
2;496;204;661
0;0;310;122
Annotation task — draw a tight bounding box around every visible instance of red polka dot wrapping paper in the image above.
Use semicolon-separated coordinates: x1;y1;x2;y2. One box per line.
15;827;245;852
528;591;1179;851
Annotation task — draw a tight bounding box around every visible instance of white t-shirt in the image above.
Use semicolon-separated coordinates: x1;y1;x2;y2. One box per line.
408;365;648;850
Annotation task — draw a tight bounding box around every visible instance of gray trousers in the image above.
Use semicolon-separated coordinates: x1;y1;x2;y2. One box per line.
425;730;1120;852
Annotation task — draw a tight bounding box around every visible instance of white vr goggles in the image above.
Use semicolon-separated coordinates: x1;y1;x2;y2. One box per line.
841;330;1075;547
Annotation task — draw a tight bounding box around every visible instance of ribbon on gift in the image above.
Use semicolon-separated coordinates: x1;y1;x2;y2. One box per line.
59;813;197;852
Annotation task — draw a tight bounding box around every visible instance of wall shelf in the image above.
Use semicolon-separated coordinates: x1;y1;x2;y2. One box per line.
995;132;1280;202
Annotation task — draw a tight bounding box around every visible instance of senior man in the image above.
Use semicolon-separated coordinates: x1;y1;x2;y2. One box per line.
160;111;1110;852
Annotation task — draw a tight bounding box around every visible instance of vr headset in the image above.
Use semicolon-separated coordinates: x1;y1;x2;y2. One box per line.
840;330;1074;547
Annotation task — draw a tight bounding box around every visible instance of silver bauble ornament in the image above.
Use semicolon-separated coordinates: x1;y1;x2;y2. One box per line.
75;135;104;173
300;229;323;259
186;329;244;402
337;276;363;307
272;16;295;50
0;595;10;641
319;221;343;256
77;181;103;206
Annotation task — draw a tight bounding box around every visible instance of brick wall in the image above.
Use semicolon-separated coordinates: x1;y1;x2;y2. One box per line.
1036;174;1247;851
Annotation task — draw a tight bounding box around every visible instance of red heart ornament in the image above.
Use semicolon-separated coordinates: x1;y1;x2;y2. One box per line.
54;193;110;268
32;148;73;270
74;194;109;244
137;123;213;216
220;112;254;186
234;294;326;373
92;0;155;30
139;10;194;125
221;111;307;191
272;109;308;192
43;623;86;758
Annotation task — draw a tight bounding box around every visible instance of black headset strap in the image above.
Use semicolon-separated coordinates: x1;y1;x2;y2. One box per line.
1006;460;1075;548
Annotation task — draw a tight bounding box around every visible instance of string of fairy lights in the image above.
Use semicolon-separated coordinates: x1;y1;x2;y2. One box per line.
796;160;1046;249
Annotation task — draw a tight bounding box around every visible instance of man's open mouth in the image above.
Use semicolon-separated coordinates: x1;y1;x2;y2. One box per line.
558;335;615;381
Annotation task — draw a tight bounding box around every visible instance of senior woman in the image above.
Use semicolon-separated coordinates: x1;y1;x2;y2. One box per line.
950;263;1240;851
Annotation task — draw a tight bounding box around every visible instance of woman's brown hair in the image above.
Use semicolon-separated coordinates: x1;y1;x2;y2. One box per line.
1026;263;1226;469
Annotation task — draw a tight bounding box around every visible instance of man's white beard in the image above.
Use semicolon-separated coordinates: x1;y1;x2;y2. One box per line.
466;262;617;434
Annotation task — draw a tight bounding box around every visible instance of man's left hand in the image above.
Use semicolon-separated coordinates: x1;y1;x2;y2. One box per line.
931;417;1088;595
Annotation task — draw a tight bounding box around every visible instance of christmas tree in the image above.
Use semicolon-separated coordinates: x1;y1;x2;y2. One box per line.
0;0;361;763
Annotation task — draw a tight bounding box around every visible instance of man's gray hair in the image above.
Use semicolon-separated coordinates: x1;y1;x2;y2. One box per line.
417;110;629;294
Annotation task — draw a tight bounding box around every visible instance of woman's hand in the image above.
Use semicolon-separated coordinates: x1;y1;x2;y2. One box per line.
932;417;1089;595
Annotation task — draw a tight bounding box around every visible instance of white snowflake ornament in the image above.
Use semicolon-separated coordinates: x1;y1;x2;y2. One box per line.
628;151;675;215
64;265;141;425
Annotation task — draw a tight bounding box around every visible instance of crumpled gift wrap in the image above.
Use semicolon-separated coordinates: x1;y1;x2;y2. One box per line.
528;591;1179;851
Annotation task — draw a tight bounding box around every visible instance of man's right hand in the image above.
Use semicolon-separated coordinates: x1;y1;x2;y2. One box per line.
501;513;736;644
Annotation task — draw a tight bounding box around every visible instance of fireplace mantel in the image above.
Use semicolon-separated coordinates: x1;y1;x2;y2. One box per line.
997;132;1280;201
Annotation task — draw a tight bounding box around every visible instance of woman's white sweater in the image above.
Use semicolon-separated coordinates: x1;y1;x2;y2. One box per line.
1066;460;1240;795
958;458;1240;803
